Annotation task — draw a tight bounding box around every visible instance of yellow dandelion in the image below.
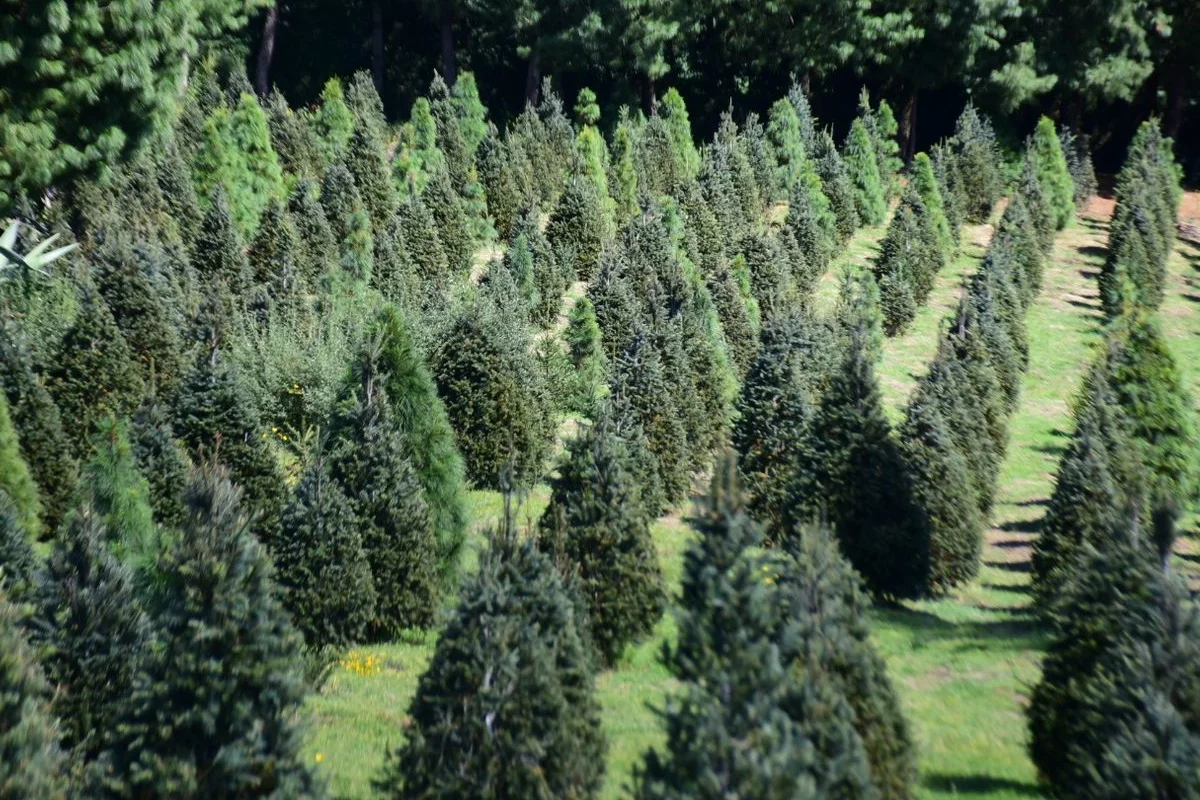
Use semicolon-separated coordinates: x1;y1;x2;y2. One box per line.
315;753;324;763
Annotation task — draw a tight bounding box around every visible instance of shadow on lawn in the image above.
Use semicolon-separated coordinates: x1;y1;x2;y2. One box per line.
924;773;1042;797
874;606;1043;651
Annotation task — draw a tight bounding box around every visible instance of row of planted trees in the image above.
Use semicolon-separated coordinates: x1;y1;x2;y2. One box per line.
1028;120;1200;798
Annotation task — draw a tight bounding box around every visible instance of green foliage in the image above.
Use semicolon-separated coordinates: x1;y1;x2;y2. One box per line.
194;186;253;295
0;590;68;798
548;172;609;282
1029;117;1075;230
574;87;602;127
736;231;794;322
1017;153;1056;255
130;401;190;530
346;112;399;232
287;179;338;284
949;105;1003;224
451;72;489;156
397;194;450;297
378;522;605;799
96;467;325;798
0;385;43;540
321;163;375;282
193;93;286;238
541;410;665;666
1059;127;1098;207
784;167;838;283
564;297;609;414
766;98;805;198
659;88;701;180
393;98;444;198
248;196;301;288
80;416;163;580
899;391;983;594
431;299;556;490
909;152;954;254
843;117;887;226
0;491;35;597
371;306;469;588
576;126;613;211
171;351;286;543
477;127;523;239
48;291;145;459
423;164;473;277
609;120;640;222
29;501;150;765
311;78;355;168
275;442;376;648
814;131;860;241
329;343;439;637
796;332;928;599
265;91;323;184
872;98;903;200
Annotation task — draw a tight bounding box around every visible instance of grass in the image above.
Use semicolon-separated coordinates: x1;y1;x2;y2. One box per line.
304;199;1199;799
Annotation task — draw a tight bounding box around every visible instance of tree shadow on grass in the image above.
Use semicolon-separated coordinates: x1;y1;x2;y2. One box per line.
985;560;1031;574
873;606;1043;652
1077;245;1107;260
997;518;1041;535
924;773;1042;797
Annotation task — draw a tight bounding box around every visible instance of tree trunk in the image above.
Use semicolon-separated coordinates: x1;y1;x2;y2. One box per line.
899;87;918;163
254;1;280;96
641;73;658;116
371;0;385;94
525;50;541;107
1164;65;1187;140
440;3;457;85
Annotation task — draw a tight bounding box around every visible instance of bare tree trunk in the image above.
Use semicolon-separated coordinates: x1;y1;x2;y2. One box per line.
525;50;541;107
440;3;457;85
255;1;280;96
372;0;385;94
899;87;918;162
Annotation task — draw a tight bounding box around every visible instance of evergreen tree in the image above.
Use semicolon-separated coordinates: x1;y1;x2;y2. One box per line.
511;206;564;327
275;442;376;648
547;172;608;282
564;297;609;414
639;115;683;198
321;163;374;282
661;88;702;180
0;324;77;534
451;72;489;156
431;299;556;489
248;196;302;287
814;130;860;242
0;590;68;799
0;491;35;598
766;97;806;198
171;351;286;544
0;391;42;540
377;520;605;799
1029;116;1076;230
372;215;418;310
130;401;190;530
910;152;954;254
870;97;903;201
346;104;398;233
264;91;322;184
477;127;523;239
930;141;965;245
423;163;474;277
873;197;921;336
799;331;929;599
785;167;839;286
329;344;439;637
311;78;354;167
736;231;795;322
899;391;984;593
48;291;146;458
541;410;665;666
96;467;325;798
287;179;338;285
609;120;640;222
843;117;887;226
705;262;758;377
950;104;1003;224
193;187;252;295
29;502;150;765
80;416;163;580
1059;127;1098;208
397;194;451;296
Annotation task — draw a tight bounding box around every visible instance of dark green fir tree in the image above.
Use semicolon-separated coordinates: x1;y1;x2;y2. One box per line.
130;401;190;530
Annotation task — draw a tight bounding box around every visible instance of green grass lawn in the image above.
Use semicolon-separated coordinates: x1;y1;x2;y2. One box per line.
304;201;1199;799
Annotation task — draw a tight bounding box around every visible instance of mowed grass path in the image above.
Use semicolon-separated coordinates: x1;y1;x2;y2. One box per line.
303;197;1199;799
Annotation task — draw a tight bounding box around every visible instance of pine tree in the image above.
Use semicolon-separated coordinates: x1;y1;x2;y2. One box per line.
377;520;605;799
0;491;35;598
547;172;608;282
564;297;609;415
639;116;682;198
800;331;929;599
0;323;78;534
930;141;965;245
784;168;838;284
815;130;860;242
394;97;444;198
48;291;146;458
424;163;474;277
275;442;376;648
705;262;758;377
29;502;150;765
843;117;887;226
541;410;665;666
1059;127;1098;208
910;152;954;254
193;187;252;295
0;390;43;541
171;351;287;544
80;416;163;580
950;104;1003;224
0;590;68;799
661;88;702;180
155;136;205;251
766;97;806;198
510;206;563;327
431;299;557;489
371;215;418;310
130;401;190;530
609;119;640;222
451;72;489;156
329;344;439;637
346;103;398;233
477;127;523;239
287;179;338;284
264;90;322;184
96;467;325;798
397;193;451;296
248;196;302;286
321;162;374;282
871;97;903;201
899;391;983;593
311;78;354;167
873;197;922;336
1029;116;1075;230
736;231;794;322
733;311;838;540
